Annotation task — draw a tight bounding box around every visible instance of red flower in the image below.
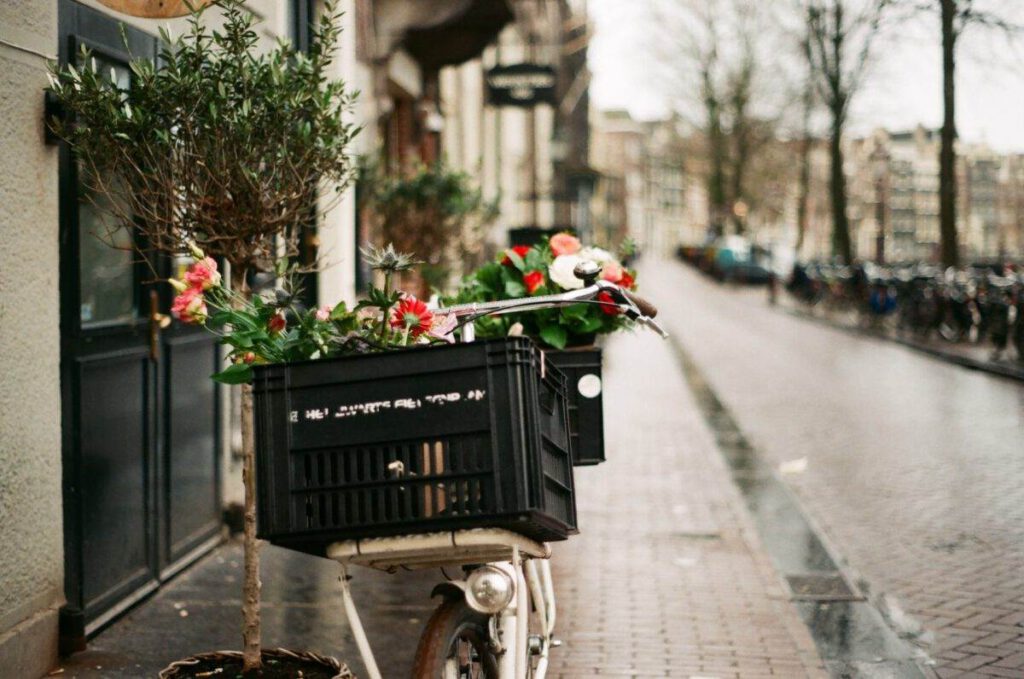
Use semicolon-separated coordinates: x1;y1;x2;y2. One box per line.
501;245;531;266
597;291;621;316
390;296;433;336
268;313;287;334
523;270;544;295
620;271;635;290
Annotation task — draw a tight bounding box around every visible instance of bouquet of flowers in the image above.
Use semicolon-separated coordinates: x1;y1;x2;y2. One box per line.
449;233;638;349
170;244;457;384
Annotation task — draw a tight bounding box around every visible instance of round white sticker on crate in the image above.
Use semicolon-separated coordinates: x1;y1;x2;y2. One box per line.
577;373;602;399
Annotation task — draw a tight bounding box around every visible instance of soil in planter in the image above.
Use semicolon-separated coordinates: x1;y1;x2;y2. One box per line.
170;656;340;679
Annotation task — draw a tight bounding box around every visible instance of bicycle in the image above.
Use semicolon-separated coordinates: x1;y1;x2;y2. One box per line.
325;260;666;679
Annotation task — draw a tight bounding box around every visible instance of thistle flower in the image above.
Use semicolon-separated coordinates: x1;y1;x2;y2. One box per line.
360;243;421;273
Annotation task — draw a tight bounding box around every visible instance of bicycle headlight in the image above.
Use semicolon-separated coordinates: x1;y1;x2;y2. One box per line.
465;566;515;614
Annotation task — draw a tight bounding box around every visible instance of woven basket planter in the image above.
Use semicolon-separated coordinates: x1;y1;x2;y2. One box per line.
158;648;354;678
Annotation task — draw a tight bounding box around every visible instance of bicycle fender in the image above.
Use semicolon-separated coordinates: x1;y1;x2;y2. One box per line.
431;581;466;601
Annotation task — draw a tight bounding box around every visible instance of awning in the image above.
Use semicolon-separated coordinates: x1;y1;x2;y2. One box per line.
396;0;514;70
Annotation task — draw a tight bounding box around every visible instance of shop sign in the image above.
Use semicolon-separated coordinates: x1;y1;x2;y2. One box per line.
486;63;557;107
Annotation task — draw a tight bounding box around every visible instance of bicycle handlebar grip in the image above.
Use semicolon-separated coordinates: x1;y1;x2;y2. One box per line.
622;289;658;318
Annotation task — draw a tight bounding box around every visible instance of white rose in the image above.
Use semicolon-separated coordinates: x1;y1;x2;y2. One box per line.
548;254;585;290
579;246;614;264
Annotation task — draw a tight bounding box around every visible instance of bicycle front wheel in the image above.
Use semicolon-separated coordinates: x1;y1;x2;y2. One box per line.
411;598;500;679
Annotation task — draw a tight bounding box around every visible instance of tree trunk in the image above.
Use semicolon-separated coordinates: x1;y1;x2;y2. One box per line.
231;267;262;674
829;118;853;264
796;30;814;256
939;0;960;268
707;106;728;238
796;133;811;255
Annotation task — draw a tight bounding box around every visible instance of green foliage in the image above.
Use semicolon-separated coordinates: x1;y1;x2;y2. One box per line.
47;0;359;272
359;160;499;284
446;237;638;349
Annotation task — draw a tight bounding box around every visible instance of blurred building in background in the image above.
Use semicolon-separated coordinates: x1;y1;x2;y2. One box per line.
351;0;594;280
590;110;646;248
845;126;1023;264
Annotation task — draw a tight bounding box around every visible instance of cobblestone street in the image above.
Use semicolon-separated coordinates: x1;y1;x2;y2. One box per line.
651;261;1024;678
59;287;825;678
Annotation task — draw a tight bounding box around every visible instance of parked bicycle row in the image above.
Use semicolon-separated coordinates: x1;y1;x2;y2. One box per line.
786;261;1024;362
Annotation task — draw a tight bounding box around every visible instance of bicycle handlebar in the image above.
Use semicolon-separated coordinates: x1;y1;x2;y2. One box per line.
434;280;668;339
619;288;658;319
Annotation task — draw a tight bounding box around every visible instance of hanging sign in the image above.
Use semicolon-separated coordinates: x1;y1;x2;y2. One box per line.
486;63;557;107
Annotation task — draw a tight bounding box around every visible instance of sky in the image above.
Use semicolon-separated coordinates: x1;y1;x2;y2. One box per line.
587;0;1024;153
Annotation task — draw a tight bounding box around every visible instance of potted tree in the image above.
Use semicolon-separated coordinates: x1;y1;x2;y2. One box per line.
48;1;358;675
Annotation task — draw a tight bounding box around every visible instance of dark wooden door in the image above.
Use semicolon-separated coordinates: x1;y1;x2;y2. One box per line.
58;0;221;649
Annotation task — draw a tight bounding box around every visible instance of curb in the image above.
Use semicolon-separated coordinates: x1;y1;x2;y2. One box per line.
778;305;1024;383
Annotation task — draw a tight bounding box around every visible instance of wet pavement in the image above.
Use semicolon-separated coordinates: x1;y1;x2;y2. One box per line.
670;336;926;678
59;307;826;678
650;261;1024;678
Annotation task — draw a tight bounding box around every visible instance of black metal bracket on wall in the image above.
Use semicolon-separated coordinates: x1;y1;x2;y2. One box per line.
44;90;64;145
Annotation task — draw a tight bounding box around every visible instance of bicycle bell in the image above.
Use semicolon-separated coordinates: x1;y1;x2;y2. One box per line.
573;259;602;286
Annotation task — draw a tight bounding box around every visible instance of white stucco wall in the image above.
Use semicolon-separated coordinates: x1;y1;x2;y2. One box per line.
0;1;64;676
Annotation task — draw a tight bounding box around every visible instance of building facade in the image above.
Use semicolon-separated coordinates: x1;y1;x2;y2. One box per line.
0;0;593;675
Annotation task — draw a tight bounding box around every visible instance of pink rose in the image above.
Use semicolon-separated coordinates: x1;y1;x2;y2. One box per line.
549;233;581;257
601;261;624;283
184;257;221;290
171;288;208;325
315;305;331;322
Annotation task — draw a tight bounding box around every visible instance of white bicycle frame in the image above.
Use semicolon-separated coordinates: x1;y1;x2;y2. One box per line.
326;276;664;678
328;528;556;679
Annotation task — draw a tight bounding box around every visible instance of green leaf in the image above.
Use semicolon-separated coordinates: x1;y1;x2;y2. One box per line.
539;324;567;350
504;279;526;298
211;362;252;385
329;300;349;319
506;250;526;272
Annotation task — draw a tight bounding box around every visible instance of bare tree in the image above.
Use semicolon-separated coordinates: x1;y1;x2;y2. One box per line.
804;0;892;263
897;1;1021;266
794;23;816;255
651;0;780;238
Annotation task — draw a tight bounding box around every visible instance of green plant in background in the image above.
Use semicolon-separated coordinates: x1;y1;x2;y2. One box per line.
47;1;358;672
448;233;638;349
359;160;499;296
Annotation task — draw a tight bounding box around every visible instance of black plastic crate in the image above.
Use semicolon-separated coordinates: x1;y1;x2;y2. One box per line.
252;338;577;555
547;348;605;466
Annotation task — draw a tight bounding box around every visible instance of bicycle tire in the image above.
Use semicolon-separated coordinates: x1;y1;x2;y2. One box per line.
411;598;500;678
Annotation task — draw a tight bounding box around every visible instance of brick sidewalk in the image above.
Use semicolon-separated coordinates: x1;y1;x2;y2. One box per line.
548;330;825;678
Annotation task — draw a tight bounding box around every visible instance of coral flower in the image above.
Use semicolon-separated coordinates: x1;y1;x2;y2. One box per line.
501;245;531;266
549;233;581;257
620;271;635;290
171;288;208;324
390;296;433;337
184;257;221;290
523;270;544;295
601;261;624;283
